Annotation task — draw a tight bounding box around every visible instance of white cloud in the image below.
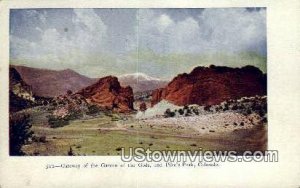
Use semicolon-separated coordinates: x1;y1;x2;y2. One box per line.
35;27;43;33
138;8;266;55
138;10;202;53
157;14;174;33
73;9;106;33
10;8;266;78
11;9;108;69
168;17;201;53
198;8;266;53
72;9;107;51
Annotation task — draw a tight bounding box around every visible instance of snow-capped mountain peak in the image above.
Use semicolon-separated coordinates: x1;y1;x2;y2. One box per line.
119;72;161;81
118;72;168;92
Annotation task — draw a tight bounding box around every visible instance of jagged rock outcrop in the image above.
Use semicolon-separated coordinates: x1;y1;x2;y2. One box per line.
9;67;35;112
77;76;134;112
151;65;267;106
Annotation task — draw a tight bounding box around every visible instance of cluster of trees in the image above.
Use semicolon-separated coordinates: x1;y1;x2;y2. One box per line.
164;105;200;118
213;97;267;117
9;114;33;155
48;103;102;128
163;96;267;119
47;107;84;128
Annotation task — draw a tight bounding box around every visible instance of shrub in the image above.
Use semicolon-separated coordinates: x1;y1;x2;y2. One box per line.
192;108;199;115
48;115;69;128
32;135;47;143
204;105;211;111
164;108;176;118
246;109;252;115
178;108;184;115
223;104;229;111
9;114;34;155
258;110;265;117
66;90;73;95
165;108;171;115
39;136;47;143
231;105;238;110
48;108;84;128
261;117;268;124
68;147;74;156
86;104;101;116
32;135;38;142
169;112;176;117
185;109;192;116
239;104;245;110
67;110;83;120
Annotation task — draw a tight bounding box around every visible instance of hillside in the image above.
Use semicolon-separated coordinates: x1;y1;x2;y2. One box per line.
11;65;96;97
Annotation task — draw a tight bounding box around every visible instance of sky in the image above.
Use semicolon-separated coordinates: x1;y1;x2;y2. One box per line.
10;8;266;80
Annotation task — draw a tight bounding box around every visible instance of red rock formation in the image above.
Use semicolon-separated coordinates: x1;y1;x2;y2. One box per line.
77;76;134;112
151;65;267;106
151;88;164;106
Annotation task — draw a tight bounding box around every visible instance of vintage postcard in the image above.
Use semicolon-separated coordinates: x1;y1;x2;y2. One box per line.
9;7;267;156
0;0;299;187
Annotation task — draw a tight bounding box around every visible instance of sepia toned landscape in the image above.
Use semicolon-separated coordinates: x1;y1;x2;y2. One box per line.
9;8;267;156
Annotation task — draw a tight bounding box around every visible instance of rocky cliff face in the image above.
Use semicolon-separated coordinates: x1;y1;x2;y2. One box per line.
9;67;35;112
77;76;134;112
151;65;266;106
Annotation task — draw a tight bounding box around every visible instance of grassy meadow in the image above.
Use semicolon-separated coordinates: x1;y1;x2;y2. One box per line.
21;107;267;156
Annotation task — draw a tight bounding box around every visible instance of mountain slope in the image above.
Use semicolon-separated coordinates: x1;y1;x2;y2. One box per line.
118;72;168;93
11;65;96;97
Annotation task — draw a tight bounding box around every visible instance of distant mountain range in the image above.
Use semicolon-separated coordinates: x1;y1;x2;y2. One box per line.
9;64;267;113
11;65;97;97
11;65;168;97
